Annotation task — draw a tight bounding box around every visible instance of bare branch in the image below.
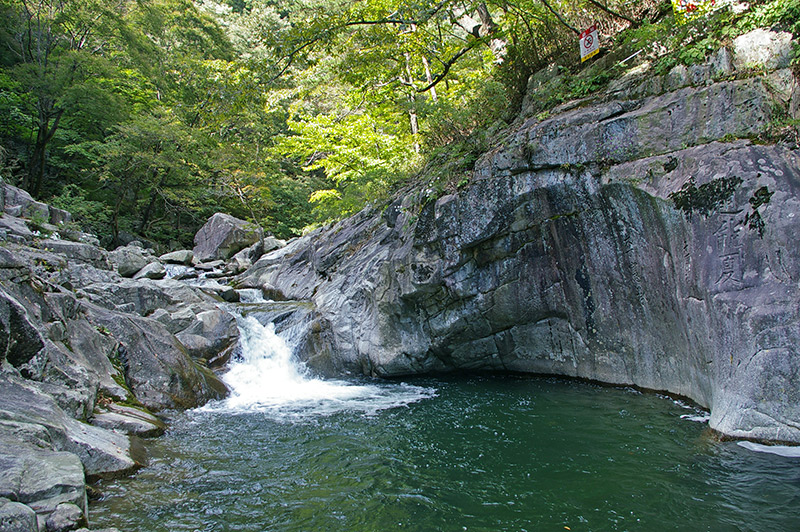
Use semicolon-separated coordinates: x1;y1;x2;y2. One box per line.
586;0;635;25
539;0;579;35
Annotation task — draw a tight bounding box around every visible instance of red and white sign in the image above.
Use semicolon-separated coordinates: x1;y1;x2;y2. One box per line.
579;24;599;63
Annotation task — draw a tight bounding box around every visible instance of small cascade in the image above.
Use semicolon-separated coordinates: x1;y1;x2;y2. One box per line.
200;305;435;419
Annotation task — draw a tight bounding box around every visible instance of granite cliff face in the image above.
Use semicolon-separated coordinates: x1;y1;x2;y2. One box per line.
239;30;800;443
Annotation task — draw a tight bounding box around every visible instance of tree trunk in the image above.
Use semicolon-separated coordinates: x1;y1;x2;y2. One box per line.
27;99;63;197
138;168;169;235
404;52;420;154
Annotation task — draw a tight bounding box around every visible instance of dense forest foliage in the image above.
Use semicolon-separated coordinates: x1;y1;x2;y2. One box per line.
0;0;796;248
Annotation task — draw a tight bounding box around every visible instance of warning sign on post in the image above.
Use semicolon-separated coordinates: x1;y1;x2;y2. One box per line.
579;24;599;63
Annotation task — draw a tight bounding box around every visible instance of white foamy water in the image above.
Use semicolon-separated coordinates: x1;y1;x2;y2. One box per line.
738;441;800;458
199;315;435;418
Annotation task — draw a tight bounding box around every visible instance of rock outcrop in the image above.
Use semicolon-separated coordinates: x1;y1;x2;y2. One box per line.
238;30;800;443
0;191;240;528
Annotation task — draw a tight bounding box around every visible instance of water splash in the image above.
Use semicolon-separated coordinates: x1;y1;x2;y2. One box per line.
738;441;800;458
199;314;435;419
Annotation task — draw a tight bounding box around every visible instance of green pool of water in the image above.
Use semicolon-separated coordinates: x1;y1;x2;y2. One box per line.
91;376;800;531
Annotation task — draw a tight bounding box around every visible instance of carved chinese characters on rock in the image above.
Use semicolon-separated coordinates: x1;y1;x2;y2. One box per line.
712;199;744;291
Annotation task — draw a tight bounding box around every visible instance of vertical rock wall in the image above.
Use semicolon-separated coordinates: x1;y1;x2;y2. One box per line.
239;32;800;443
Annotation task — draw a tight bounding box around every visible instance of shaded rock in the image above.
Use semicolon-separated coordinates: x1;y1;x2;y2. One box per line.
107;246;149;277
0;287;46;374
176;309;238;360
193;213;263;262
159;249;194;265
0;498;38;532
91;404;165;438
48;208;72;227
132;262;166;280
83;304;228;411
45;502;85;532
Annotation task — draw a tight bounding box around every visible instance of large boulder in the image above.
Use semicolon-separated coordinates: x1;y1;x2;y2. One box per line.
193;213;263;262
176;308;239;364
83;304;228;411
0;374;144;479
733;28;793;70
159;249;194;265
3;185;50;222
77;278;206;316
132;261;166;280
226;237;285;274
107;246;150;277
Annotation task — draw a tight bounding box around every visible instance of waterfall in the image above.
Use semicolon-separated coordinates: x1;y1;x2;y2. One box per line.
199;309;435;418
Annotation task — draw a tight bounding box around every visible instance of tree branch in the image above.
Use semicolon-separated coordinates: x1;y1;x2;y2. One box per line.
416;38;483;93
539;0;579;35
586;0;635;25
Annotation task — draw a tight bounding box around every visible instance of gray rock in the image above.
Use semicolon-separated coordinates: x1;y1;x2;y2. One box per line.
176;309;238;361
195;260;225;272
150;307;196;335
0;374;144;479
0;437;86;518
38;240;109;269
77;278;206;317
238;52;800;443
48;208;72;226
132;261;166;280
0;287;46;373
0;214;34;241
84;304;228;411
0;247;24;269
45;502;85;532
107;246;149;277
733;28;793;71
225;237;285;275
708;46;734;79
195;280;238;303
3;185;50;222
193;213;263;262
0;498;38;532
91;404;165;438
159;249;194;265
